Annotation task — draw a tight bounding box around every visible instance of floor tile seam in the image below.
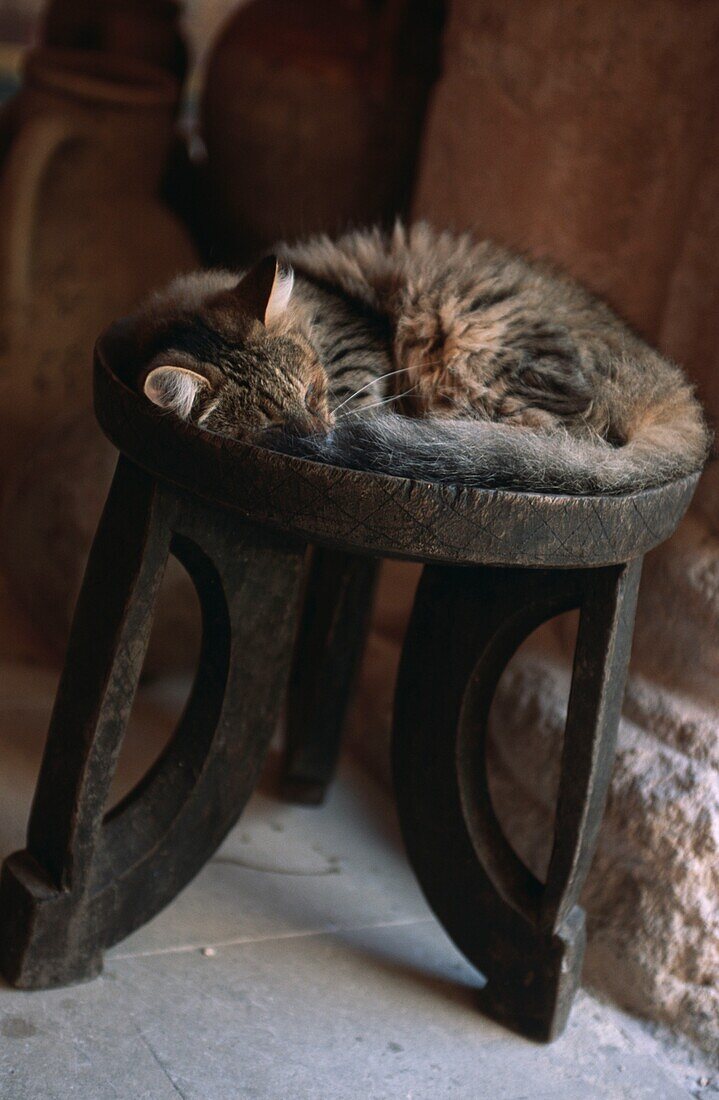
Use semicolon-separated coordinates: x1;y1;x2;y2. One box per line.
109;915;435;960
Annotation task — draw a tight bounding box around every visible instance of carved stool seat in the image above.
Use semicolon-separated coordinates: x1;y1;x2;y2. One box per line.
0;318;699;1041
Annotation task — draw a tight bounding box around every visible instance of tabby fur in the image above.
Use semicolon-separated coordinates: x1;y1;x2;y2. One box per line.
134;223;710;495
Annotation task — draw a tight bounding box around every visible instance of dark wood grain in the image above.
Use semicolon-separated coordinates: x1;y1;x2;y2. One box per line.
0;457;306;988
283;548;379;804
392;560;641;1041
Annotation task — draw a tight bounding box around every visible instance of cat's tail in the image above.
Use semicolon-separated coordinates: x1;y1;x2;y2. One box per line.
264;397;710;496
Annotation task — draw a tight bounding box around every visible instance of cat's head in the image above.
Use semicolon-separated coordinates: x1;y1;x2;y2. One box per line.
138;255;331;439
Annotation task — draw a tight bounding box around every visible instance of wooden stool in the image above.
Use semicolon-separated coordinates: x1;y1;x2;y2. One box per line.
0;318;698;1041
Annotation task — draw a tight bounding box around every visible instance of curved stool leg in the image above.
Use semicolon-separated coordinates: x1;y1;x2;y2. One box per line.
0;458;306;988
282;548;379;805
392;559;642;1041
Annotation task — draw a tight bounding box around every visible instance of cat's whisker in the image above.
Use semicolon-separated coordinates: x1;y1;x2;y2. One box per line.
435;389;465;406
330;366;414;414
337;401;398;421
336;386;419;420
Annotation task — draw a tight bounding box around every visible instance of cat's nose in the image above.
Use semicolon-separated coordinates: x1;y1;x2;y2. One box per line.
284;412;330;437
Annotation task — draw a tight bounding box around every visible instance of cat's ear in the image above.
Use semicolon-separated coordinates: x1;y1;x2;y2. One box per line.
233;254;294;325
143;363;212;419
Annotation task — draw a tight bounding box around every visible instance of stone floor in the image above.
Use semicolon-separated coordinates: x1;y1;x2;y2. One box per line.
0;662;713;1099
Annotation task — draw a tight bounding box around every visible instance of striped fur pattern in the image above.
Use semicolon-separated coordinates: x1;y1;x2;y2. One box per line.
134;223;710;495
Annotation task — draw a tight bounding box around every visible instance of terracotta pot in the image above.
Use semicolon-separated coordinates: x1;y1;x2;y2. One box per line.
0;48;197;473
0;49;199;669
201;0;444;260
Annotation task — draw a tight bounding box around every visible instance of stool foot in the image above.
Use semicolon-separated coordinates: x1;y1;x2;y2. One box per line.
392;559;641;1041
282;548;378;804
0;853;104;989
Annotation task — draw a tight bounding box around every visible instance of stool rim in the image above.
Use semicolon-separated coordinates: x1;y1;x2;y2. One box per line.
93;318;700;567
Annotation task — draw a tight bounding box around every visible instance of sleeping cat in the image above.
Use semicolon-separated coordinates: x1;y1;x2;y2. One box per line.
133;223;710;494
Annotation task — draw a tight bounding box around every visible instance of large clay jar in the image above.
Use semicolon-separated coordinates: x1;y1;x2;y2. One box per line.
0;48;197;471
201;0;444;260
0;49;198;670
